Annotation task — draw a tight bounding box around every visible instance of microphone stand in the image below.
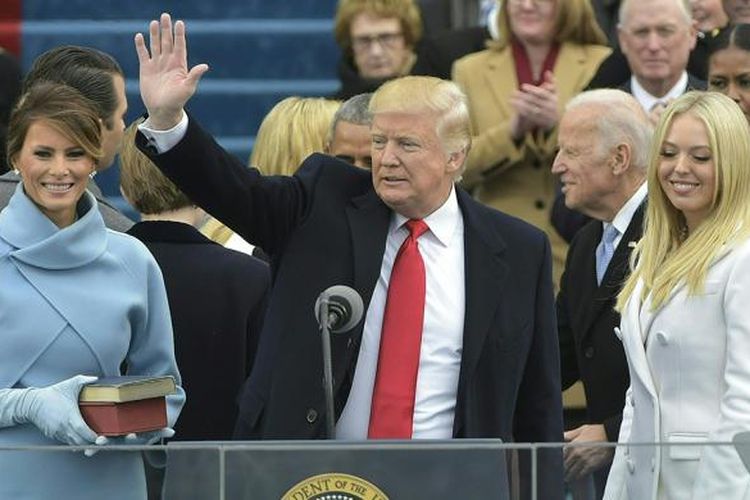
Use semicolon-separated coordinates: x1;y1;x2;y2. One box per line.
318;298;336;439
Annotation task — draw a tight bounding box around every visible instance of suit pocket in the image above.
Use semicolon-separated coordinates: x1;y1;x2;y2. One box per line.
668;432;708;460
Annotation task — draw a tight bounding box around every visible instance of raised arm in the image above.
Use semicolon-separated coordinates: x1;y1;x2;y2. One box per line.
134;12;209;130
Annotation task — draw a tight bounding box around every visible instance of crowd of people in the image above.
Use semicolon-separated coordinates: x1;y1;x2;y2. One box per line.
2;0;750;499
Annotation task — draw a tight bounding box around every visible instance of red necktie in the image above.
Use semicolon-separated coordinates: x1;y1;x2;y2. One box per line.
368;219;428;438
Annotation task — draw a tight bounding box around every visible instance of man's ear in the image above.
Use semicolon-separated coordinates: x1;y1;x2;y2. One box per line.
446;148;466;174
610;143;632;175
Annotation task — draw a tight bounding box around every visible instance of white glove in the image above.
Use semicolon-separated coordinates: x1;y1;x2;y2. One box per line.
0;375;98;446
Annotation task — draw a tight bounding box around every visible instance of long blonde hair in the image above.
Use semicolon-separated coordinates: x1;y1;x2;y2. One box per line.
617;92;750;312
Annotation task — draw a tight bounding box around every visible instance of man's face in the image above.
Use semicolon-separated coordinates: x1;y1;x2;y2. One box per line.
99;73;127;170
328;120;372;169
618;0;697;92
371;110;462;219
350;13;410;80
552;106;621;219
722;0;750;23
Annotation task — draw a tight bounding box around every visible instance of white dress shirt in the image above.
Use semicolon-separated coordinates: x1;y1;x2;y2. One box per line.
605;181;648;251
630;71;689;113
336;187;466;440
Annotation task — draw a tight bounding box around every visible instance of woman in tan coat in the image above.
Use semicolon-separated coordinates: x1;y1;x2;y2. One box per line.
453;0;610;285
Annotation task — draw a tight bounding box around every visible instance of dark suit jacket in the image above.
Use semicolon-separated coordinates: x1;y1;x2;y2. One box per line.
557;203;645;442
127;221;270;440
0;171;134;232
137;117;564;499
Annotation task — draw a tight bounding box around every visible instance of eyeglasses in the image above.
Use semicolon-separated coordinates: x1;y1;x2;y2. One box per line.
507;0;555;8
351;32;404;52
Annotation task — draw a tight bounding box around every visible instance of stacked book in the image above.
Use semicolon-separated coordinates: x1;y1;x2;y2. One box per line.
78;375;176;436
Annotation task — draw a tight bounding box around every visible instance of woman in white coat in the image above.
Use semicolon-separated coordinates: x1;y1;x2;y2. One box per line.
604;91;750;499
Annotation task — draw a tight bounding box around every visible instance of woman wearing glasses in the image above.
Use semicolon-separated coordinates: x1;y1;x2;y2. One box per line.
333;0;422;99
453;0;610;287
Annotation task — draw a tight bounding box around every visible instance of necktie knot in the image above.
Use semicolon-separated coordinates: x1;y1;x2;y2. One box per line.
405;219;428;240
602;224;619;245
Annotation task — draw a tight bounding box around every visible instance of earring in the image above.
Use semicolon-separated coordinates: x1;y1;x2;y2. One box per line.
13;169;19;175
89;170;97;179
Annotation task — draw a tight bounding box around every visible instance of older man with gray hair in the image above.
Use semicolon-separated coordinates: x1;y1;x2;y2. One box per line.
325;92;373;169
553;89;651;499
617;0;703;123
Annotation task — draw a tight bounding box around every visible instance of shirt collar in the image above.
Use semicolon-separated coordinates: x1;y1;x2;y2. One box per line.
631;71;689;112
391;185;460;246
610;181;647;236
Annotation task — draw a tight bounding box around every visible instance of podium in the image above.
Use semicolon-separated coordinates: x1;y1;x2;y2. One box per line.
162;439;509;499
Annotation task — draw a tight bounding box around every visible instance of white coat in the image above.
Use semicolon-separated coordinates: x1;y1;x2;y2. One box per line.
604;238;750;500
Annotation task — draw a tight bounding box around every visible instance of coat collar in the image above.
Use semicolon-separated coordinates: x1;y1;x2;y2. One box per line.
127;220;217;246
0;182;107;269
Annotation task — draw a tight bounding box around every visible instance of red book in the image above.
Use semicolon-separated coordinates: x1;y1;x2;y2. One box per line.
79;397;168;436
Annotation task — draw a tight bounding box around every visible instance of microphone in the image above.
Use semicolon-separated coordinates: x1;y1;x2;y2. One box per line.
314;285;364;439
314;285;364;333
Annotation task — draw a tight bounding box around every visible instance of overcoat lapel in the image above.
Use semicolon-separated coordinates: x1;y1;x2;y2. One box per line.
453;190;507;432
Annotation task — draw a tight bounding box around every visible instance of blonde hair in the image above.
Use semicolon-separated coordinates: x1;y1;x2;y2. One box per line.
120;118;192;214
334;0;423;50
250;97;340;176
491;0;607;51
370;75;471;163
617;92;750;312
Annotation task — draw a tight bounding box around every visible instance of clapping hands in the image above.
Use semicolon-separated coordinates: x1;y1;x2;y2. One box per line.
510;70;560;140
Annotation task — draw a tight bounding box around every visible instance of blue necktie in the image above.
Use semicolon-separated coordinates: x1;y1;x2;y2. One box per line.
595;224;619;285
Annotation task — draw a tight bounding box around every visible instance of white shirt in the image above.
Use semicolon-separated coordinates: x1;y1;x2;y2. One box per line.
604;181;647;251
336;187;466;440
630;71;689;113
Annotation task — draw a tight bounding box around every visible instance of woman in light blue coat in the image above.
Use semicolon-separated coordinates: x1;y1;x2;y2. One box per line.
0;82;184;499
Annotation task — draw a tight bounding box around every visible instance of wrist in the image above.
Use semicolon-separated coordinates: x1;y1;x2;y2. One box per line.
147;109;184;130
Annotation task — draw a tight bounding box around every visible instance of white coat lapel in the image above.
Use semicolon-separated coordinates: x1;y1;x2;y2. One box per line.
622;280;658;398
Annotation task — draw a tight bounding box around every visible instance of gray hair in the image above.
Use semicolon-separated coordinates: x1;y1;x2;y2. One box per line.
565;89;653;171
618;0;692;27
327;92;373;145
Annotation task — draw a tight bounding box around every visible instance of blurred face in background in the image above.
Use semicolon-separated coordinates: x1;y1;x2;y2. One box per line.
708;46;750;122
690;0;729;31
618;0;697;95
722;0;750;23
350;13;410;79
507;0;558;46
328;120;373;169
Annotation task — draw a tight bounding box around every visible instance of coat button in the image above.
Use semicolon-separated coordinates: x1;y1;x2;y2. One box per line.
306;409;318;424
584;346;595;359
655;331;669;346
534;199;545;209
651;457;656;471
627;458;635;474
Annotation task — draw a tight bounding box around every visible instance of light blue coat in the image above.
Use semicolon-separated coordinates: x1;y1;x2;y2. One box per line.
0;184;184;500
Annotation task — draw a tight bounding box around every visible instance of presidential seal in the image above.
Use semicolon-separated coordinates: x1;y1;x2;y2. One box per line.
281;472;388;500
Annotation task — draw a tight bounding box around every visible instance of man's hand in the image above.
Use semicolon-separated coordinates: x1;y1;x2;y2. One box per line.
134;12;209;130
563;423;614;482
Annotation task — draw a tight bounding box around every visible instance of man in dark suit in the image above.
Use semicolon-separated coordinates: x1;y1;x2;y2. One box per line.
552;89;651;499
134;14;564;499
0;45;133;231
